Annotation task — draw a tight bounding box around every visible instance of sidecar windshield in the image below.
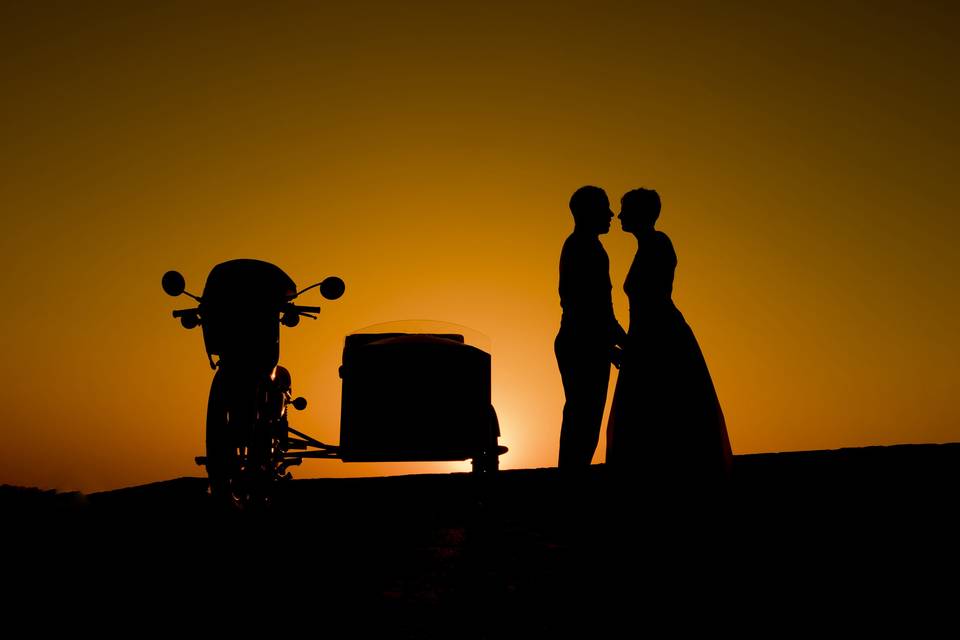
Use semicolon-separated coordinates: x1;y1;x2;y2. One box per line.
347;320;492;354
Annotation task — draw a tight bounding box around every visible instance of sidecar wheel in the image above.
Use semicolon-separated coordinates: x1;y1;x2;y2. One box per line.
471;405;501;474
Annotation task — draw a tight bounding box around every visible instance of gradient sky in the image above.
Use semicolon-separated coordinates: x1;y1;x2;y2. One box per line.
2;1;957;491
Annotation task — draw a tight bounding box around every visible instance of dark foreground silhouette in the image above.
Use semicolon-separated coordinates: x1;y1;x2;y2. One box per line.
6;444;959;634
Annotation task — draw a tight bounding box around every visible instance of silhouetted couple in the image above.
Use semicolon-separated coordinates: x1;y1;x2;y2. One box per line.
556;186;732;485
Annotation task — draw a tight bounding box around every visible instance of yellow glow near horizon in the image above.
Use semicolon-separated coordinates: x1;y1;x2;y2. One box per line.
1;2;958;491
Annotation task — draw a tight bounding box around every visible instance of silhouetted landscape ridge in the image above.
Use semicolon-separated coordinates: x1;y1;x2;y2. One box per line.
6;444;958;634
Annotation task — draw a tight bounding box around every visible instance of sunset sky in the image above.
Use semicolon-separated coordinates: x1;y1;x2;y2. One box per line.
2;2;957;492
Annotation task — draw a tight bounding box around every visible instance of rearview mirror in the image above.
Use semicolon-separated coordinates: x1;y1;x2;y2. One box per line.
162;271;186;297
319;276;345;300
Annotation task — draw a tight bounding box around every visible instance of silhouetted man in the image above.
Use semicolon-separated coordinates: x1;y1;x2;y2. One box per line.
556;186;626;468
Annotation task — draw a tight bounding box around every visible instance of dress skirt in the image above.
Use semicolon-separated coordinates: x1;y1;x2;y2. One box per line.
606;305;732;484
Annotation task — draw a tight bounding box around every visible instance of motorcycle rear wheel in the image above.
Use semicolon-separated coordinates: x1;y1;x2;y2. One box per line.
205;371;276;509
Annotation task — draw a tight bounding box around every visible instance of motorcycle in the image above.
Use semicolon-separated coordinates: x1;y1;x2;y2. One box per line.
161;259;345;507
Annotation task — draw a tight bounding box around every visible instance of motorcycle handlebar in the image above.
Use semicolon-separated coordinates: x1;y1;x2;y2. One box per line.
172;305;322;320
292;305;322;314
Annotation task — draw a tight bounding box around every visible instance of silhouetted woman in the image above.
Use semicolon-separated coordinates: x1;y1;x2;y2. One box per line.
606;188;732;486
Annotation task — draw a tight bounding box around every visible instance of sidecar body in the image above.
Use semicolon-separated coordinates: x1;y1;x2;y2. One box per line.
338;330;499;464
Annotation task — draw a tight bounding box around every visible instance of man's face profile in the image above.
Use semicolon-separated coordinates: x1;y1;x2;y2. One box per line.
592;194;613;234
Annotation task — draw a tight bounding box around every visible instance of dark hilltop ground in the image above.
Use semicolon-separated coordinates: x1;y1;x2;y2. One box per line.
5;444;959;634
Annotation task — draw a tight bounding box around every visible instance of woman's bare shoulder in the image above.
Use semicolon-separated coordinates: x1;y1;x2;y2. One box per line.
653;230;674;247
653;230;677;261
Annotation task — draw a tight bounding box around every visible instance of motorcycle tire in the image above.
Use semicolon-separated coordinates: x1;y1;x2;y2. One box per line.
471;405;501;474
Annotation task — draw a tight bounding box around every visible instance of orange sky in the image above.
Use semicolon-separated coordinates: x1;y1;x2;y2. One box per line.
2;2;958;491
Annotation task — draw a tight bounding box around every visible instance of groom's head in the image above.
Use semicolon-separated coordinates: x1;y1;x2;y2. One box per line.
569;186;613;234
